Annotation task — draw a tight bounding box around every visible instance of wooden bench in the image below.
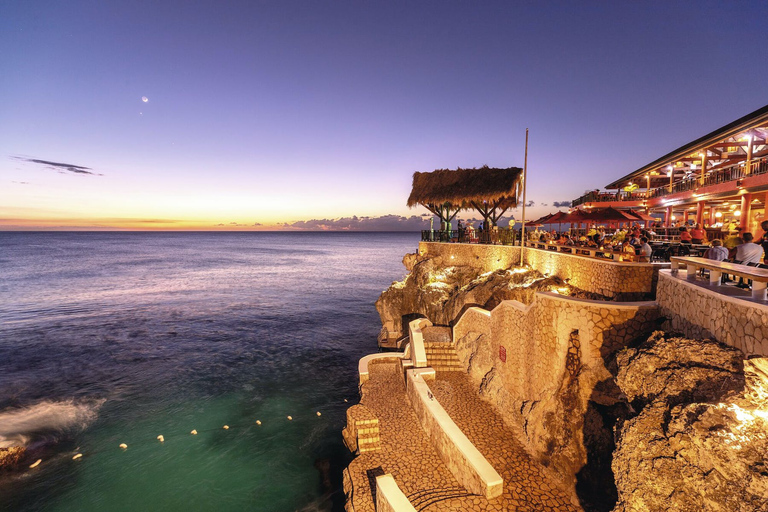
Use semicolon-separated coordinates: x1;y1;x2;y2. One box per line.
670;256;768;300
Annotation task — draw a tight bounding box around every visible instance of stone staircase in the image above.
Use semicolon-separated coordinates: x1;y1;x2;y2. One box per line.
342;404;381;454
423;326;463;372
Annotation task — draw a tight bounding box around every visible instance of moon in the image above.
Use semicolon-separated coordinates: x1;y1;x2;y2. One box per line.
142;96;149;103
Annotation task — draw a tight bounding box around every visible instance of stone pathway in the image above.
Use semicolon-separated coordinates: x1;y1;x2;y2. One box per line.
428;372;579;511
345;360;581;511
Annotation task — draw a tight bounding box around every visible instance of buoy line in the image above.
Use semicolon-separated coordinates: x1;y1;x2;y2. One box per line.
30;405;341;467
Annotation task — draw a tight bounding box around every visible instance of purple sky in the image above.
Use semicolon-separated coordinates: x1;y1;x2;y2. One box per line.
2;1;767;229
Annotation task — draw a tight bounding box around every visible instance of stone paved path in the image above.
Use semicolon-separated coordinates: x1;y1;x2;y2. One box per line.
345;360;581;511
428;372;579;511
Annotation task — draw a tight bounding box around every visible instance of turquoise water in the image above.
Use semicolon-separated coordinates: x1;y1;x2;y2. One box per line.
0;232;417;511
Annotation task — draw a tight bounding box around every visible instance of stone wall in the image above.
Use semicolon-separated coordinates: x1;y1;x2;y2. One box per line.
418;242;661;300
452;292;660;488
375;474;418;512
656;271;768;356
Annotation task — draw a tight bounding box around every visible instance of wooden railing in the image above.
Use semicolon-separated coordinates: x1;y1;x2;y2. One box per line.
573;157;768;206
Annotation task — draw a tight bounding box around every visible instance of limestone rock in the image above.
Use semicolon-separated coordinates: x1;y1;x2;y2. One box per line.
616;331;744;406
0;446;26;470
612;334;768;512
376;252;600;340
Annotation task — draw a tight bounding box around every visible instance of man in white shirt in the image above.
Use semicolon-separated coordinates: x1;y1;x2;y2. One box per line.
638;237;652;262
735;233;764;265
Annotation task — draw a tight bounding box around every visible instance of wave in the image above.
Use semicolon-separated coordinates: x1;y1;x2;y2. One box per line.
0;399;105;448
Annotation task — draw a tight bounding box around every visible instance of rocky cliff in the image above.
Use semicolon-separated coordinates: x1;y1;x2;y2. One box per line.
612;332;768;512
376;252;606;341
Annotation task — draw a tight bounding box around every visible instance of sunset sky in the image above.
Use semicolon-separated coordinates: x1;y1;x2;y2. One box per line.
2;1;767;230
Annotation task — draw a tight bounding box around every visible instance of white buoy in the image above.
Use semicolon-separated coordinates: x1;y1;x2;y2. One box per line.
256;420;262;425
157;435;164;442
316;411;322;417
119;443;128;450
190;429;198;435
344;399;348;402
29;459;42;468
223;425;229;430
72;454;83;460
287;415;293;421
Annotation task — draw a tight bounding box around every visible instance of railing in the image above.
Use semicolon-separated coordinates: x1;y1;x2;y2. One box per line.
421;228;519;245
571;190;648;207
574;157;768;206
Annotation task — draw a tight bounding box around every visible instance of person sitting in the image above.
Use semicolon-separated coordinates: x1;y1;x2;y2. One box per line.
704;239;729;261
638;236;652;262
760;220;768;262
679;227;692;244
690;223;706;244
620;239;636;261
735;232;764;265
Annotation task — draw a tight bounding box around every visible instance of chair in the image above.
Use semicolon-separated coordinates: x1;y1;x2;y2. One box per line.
651;247;669;262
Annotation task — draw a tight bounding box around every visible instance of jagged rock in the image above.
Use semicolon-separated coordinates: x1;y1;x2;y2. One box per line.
0;447;25;470
376;252;597;340
616;331;744;406
612;334;768;512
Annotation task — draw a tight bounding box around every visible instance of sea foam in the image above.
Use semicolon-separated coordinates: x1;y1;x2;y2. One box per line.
0;399;104;448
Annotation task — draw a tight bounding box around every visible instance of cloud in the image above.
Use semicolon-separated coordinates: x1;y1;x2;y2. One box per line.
13;156;103;176
11;181;30;185
553;201;571;208
253;222;262;226
284;214;434;231
525;200;535;207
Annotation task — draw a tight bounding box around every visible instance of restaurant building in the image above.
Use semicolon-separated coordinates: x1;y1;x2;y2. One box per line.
571;104;768;236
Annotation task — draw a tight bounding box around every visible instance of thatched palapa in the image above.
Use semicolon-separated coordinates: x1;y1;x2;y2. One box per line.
407;166;523;226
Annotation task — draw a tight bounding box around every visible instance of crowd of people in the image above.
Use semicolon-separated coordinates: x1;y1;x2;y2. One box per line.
528;223;654;261
528;220;768;266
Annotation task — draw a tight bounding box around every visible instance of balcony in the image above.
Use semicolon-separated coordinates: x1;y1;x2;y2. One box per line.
574;157;768;207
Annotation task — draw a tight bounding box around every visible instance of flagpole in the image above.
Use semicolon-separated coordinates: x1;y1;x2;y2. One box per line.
520;128;529;266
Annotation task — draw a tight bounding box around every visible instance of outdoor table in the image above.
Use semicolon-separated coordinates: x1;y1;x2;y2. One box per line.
670;256;768;300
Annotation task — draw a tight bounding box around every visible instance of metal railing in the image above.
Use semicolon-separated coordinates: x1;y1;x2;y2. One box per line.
573;157;768;206
421;228;519;245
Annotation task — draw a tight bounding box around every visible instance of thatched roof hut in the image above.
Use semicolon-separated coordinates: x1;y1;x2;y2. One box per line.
407;166;523;209
407;166;523;226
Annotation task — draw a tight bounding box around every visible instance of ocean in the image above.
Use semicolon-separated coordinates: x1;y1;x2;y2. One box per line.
0;231;417;512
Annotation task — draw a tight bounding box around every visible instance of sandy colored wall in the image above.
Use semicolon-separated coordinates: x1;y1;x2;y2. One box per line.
418;242;660;300
656;271;768;356
452;291;659;486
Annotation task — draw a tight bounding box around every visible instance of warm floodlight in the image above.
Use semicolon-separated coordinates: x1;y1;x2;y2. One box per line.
734;210;741;216
715;212;722;218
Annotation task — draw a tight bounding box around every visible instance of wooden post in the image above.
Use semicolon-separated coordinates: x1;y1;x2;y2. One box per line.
520;129;529;266
740;193;752;231
696;201;705;226
669;168;674;192
745;135;754;175
700;152;707;185
665;206;673;227
709;206;716;226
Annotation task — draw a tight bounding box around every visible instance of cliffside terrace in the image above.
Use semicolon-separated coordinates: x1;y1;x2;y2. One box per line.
571;103;768;234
